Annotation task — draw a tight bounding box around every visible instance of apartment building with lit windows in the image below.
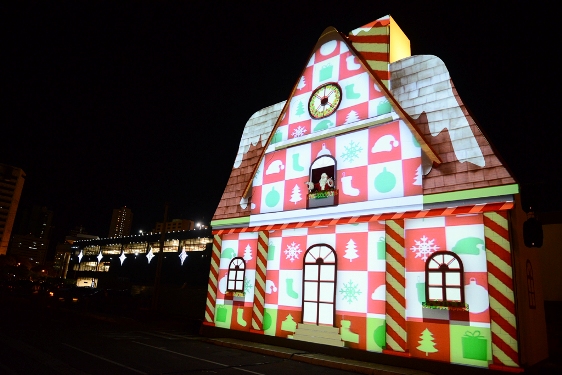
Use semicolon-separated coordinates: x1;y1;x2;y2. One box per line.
108;206;133;238
0;163;25;256
152;219;194;233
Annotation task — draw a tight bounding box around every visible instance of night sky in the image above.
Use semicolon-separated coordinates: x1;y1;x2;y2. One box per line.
3;1;560;245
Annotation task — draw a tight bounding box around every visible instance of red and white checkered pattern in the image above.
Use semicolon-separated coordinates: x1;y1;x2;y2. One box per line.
252;120;422;215
274;38;391;143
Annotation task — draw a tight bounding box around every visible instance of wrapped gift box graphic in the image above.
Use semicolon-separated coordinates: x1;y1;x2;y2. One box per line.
319;64;333;81
461;330;488;361
216;305;227;323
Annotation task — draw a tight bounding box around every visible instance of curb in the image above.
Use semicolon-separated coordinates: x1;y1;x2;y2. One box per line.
205;338;434;375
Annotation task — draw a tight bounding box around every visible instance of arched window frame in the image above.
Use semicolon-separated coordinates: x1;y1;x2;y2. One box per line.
302;244;337;325
424;251;467;310
306;154;338;209
227;257;245;293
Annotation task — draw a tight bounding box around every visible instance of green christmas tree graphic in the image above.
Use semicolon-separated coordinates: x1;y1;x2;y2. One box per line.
417;328;438;356
295;101;305;116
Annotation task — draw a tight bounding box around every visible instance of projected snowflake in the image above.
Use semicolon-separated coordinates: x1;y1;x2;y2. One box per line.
77;250;83;263
339;280;362;304
97;251;103;263
291;125;307;138
244;278;253;294
411;235;440;262
341;140;363;163
284;242;302;262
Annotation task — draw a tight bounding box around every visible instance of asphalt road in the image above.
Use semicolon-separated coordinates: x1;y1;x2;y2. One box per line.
0;295;358;375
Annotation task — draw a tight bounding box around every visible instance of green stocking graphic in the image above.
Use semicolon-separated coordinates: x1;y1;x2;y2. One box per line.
345;84;361;99
286;278;299;299
292;153;304;172
237;308;247;327
416;281;426;304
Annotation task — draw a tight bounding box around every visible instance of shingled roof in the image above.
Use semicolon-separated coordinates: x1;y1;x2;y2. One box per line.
212;102;284;222
390;55;516;194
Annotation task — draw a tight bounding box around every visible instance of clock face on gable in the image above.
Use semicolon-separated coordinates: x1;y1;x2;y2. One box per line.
308;82;342;119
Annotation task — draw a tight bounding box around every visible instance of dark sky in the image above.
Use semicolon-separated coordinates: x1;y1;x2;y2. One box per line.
3;1;560;242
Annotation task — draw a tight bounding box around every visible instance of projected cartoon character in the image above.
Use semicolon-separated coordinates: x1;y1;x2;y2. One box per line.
305;172;334;193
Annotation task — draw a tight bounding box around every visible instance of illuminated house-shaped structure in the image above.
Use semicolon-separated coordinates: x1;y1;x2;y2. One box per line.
204;15;548;372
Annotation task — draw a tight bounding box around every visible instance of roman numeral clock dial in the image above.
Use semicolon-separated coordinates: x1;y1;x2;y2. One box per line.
308;82;342;119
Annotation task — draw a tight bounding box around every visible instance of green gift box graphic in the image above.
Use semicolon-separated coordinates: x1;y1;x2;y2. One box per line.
271;130;282;144
461;330;488;361
376;237;385;259
376;100;391;116
319;64;333;81
216;305;227;322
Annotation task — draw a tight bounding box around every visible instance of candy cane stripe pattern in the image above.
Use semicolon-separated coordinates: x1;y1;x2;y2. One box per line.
213;202;514;235
385;219;407;353
204;235;222;324
484;211;520;368
251;231;269;331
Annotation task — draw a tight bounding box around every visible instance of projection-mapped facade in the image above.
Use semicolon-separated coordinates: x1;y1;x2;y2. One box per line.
206;15;548;371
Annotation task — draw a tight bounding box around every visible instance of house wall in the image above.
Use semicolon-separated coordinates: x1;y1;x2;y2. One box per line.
538;223;562;302
510;195;549;367
212;213;499;368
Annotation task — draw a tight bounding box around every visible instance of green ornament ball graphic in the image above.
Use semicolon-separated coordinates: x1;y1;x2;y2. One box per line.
374;323;386;349
412;133;421;147
374;167;396;193
263;311;272;331
265;187;280;207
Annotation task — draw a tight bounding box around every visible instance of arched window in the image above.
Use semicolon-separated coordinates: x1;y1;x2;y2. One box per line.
306;154;338;209
425;251;465;307
526;260;536;309
302;244;337;325
227;257;245;292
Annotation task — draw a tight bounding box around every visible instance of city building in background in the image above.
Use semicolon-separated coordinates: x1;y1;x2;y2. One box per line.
8;205;53;265
108;206;133;238
53;226;99;279
203;15;548;372
68;228;212;288
152;219;194;233
0;163;26;256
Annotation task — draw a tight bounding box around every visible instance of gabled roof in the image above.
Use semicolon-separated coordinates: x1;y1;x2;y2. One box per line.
239;25;441;200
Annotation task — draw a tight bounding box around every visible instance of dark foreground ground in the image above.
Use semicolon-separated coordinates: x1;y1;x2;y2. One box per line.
0;283;560;375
